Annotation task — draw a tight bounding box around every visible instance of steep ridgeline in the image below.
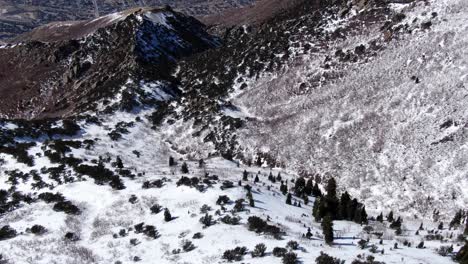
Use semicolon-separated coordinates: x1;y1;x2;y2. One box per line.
0;7;219;120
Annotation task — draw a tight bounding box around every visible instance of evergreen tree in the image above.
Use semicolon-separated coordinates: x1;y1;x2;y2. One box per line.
312;182;322;197
359;206;368;224
438;222;444;230
181;162;189;174
347;199;358;221
164;208;172;222
390;217;402;229
324;177;339;219
354;206;363;225
387;211;394;222
169;156;175;166
338;192;351;220
304;178;313;196
198;159;205;168
254;175;260;183
419;222;424;231
306;227;312;239
243;170;248;181
464;219;468;235
249;197;255;207
449;209;463;228
286;193;292;205
294;177;306;197
303;195;309;205
276;172;282;182
376;212;384;222
325;178;337;200
280;183;288;195
313;198;321;222
116;156;123;169
455;241;468;264
256;156;262;167
322;215;334;245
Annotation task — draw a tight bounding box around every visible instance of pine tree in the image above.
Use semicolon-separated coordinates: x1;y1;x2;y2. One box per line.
303;195;309;205
312;182;322;197
169;156;175;166
254;175;259;183
243;170;248;181
116;156;123;169
286;193;292;205
347;199;358;221
338;192;351;220
181;162;189;174
294;177;306;197
164;208;172;222
354;206;363;224
324;177;339;219
268;172;273;182
438;222;444;230
387;211;394;222
464;220;468;235
455;241;468;264
313;198;321;222
198;159;205;168
390;217;402;229
276;172;282;182
361;206;368;224
280;183;288;195
325;178;337;200
419;222;424;231
376;212;384;222
322;215;334;245
449;210;463;228
249;197;255;207
304;178;313;196
256;156;262;167
301;228;310;239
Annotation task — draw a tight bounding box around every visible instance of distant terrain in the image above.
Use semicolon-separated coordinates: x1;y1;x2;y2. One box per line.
0;0;255;40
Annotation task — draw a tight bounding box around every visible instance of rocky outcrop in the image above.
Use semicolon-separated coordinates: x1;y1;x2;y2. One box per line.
0;7;219;120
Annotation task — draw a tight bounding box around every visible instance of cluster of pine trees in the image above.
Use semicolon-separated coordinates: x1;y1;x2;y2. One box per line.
311;177;367;225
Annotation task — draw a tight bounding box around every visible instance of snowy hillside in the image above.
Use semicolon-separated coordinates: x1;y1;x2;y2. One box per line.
0;0;467;263
0;106;464;263
230;0;468;218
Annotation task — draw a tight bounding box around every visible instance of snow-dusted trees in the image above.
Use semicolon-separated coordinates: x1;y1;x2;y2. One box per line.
312;181;367;225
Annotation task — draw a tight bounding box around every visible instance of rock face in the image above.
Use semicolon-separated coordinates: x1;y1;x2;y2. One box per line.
0;7;219;119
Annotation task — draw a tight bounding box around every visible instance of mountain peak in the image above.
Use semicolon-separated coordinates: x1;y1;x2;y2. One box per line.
0;6;219;120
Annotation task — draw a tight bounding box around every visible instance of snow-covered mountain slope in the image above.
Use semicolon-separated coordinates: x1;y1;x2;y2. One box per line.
229;0;468;217
147;0;468;218
0;0;467;263
0;109;464;263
